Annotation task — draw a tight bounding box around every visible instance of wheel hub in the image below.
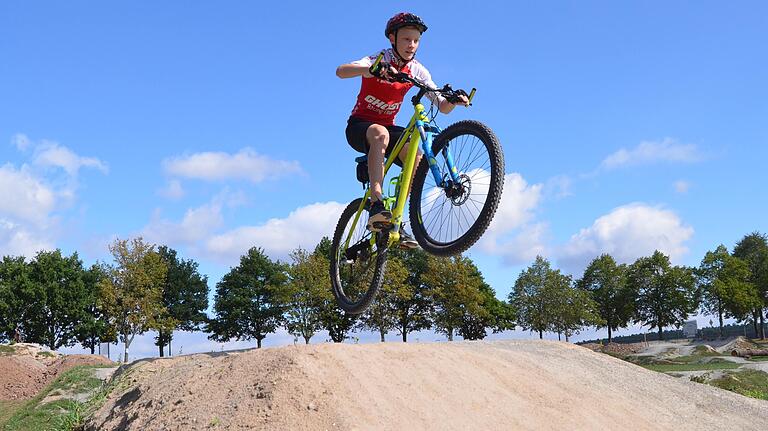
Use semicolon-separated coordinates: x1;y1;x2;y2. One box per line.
444;174;471;206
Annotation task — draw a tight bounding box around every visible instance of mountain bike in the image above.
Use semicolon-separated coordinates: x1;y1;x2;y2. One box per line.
330;53;505;314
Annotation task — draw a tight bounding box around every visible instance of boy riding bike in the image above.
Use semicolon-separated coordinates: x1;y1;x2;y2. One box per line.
336;12;470;248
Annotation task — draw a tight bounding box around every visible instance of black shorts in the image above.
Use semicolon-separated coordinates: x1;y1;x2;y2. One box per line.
345;116;405;163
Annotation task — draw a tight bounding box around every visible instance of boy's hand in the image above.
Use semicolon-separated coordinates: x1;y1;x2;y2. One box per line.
452;94;470;107
448;90;471;107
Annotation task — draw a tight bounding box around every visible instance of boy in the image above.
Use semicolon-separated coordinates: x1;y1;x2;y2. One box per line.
336;12;469;247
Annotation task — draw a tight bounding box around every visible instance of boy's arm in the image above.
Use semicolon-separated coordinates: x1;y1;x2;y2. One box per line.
336;63;373;79
437;95;469;114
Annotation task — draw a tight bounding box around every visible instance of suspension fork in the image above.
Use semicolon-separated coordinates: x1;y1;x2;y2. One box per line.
419;124;461;186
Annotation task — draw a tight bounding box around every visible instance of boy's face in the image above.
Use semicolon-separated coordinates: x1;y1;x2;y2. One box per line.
388;27;421;61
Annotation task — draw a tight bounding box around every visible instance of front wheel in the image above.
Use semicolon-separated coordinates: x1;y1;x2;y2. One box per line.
409;120;504;256
330;198;389;314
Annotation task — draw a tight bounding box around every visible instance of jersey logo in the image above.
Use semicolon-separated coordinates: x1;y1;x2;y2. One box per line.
364;95;402;112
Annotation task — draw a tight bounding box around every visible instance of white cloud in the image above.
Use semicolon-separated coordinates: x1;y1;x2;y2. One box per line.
558;203;694;275
0;134;107;257
206;201;345;264
543;175;573;199
674;180;691;194
474;173;547;264
142;203;224;247
601;138;703;170
163;148;302;183
0;219;53;257
0;164;57;226
12;134;31;151
33;141;108;176
157;179;185;200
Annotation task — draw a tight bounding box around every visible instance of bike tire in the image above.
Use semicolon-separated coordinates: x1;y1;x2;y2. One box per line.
330;198;389;314
409;120;504;256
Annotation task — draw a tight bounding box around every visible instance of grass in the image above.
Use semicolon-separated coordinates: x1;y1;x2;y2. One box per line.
0;345;15;356
643;362;741;372
1;365;112;431
710;370;768;401
747;356;768;362
691;345;721;356
0;400;26;426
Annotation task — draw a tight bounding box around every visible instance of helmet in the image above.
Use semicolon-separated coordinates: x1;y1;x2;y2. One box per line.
385;12;428;37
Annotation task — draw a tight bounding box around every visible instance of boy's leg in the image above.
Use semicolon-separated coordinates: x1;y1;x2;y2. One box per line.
366;124;390;202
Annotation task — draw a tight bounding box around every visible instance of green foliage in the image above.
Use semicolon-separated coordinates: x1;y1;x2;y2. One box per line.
359;253;407;341
207;247;287;348
100;237;169;362
0;256;34;343
577;254;633;342
388;248;432;342
732;232;768;338
284;248;329;344
311;236;358;343
549;281;604;342
643;362;741;372
154;246;209;356
423;254;489;341
509;256;552;338
697;245;758;335
23;250;91;350
628;251;698;340
711;370;768;400
2;365;107;431
75;264;115;354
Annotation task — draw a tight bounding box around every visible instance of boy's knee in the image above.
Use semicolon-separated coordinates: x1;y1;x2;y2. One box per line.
367;125;390;148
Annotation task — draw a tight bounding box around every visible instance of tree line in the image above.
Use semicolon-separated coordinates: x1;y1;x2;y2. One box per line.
1;232;766;360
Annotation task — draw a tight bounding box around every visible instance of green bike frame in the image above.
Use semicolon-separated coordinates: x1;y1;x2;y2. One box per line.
343;100;440;253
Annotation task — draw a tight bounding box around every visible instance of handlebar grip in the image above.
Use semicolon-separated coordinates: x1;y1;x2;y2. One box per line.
369;51;385;75
468;88;476;105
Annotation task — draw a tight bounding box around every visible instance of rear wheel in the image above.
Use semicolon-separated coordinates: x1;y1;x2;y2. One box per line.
409;120;504;256
330;198;389;314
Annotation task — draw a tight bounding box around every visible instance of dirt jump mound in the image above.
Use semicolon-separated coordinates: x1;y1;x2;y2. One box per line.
84;340;767;431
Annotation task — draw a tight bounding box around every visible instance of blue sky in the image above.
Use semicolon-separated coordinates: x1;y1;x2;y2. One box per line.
2;2;766;359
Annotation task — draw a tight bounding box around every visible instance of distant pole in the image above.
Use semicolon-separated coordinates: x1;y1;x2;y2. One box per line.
643;332;648;347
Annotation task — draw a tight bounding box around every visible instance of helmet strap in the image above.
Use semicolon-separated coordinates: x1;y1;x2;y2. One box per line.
390;28;415;68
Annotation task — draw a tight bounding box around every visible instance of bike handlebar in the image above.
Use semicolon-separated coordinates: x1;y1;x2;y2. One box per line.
368;52;476;107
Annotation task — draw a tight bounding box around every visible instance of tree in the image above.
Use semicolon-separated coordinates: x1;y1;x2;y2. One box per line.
697;245;756;338
389;248;432;342
576;254;633;343
313;238;357;343
733;232;768;339
424;255;486;341
75;264;116;354
459;261;514;340
628;251;697;340
509;256;551;339
0;256;36;343
100;238;168;362
549;282;603;342
155;246;209;357
207;247;287;348
26;250;90;350
358;254;407;342
284;248;328;344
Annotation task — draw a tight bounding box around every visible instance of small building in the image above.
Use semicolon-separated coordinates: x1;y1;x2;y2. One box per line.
683;320;698;338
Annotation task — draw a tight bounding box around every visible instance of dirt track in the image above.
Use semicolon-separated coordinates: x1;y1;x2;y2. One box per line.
84;340;768;430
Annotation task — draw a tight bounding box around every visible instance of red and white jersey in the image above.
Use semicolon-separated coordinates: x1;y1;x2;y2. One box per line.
349;48;444;125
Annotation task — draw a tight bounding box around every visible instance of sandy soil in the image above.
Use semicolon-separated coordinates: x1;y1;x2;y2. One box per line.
0;343;114;400
82;340;768;431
